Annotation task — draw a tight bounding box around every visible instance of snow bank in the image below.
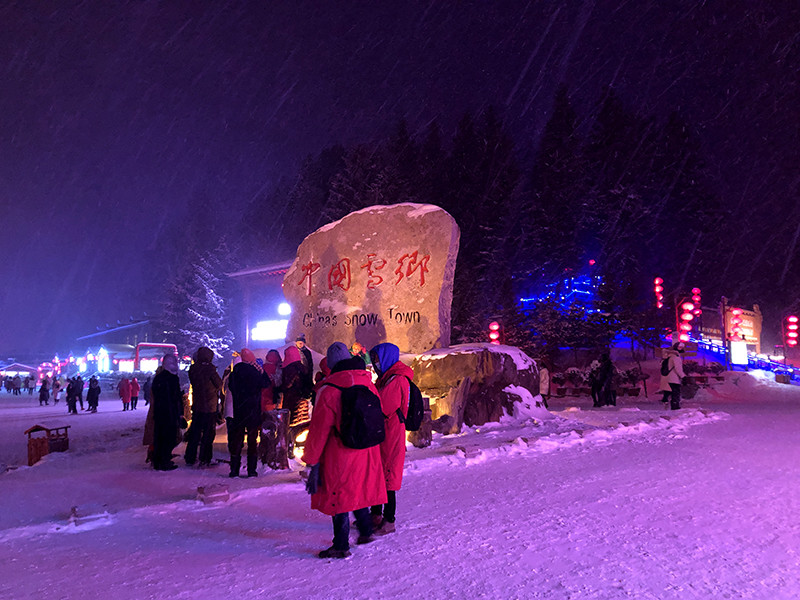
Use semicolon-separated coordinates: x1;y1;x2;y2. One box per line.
418;343;536;371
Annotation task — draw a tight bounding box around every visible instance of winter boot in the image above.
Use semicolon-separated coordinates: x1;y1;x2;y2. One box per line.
229;456;241;478
247;455;258;477
318;546;351;559
373;520;396;536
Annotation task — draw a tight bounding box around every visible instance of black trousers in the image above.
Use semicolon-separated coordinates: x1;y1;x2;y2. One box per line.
184;412;217;464
227;417;260;463
371;490;397;523
153;422;178;469
669;383;681;410
332;508;372;551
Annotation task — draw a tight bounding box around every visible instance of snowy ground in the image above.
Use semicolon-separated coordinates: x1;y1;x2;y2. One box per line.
2;370;800;599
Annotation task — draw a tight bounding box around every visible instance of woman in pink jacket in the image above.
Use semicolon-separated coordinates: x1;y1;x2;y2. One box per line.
302;342;387;559
368;343;413;535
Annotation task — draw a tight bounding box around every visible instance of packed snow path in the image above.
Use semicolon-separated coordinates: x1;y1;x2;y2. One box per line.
1;378;800;599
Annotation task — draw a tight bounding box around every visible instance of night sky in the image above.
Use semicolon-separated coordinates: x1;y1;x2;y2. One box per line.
2;1;797;357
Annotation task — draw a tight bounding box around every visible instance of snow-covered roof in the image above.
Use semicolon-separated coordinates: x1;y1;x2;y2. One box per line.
226;260;294;279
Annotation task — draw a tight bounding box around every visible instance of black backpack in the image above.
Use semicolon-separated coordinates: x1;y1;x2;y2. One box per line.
660;357;671;377
327;383;385;449
396;376;425;432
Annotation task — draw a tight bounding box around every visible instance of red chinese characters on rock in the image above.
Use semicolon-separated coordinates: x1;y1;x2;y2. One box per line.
394;251;430;286
298;260;321;296
297;251;431;295
327;259;351;291
360;253;387;289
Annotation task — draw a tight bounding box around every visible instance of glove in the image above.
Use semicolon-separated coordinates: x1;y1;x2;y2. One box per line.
305;463;320;495
178;416;188;429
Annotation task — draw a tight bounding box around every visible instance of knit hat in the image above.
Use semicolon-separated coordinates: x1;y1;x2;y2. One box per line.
326;342;351;370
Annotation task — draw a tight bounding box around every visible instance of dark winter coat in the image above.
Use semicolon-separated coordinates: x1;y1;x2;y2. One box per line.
302;365;387;516
373;348;413;492
228;362;269;426
597;357;615;405
86;381;101;406
151;369;184;442
188;346;223;413
281;360;307;416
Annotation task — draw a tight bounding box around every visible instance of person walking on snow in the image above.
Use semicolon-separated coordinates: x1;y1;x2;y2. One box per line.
86;376;101;412
302;342;387;559
369;342;413;536
130;377;140;410
38;377;50;406
660;342;686;410
118;377;131;411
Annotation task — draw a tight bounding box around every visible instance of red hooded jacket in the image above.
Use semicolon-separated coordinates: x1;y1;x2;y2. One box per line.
302;367;387;516
118;378;131;403
376;361;414;491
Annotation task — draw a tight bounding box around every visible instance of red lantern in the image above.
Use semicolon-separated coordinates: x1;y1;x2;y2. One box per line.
488;321;503;345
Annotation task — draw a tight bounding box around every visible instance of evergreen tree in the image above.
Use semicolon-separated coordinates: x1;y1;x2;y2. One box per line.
156;249;234;357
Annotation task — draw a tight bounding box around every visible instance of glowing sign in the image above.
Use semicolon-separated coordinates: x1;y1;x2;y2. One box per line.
252;319;289;342
730;341;748;365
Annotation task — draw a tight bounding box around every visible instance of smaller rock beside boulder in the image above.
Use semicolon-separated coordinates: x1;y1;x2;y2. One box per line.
410;343;540;433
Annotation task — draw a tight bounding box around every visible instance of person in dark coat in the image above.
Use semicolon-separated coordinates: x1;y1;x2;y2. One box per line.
282;346;308;424
142;376;152;406
38;377;50;405
86;376;101;412
296;334;315;403
185;346;223;467
150;354;184;471
76;375;85;410
227;348;270;477
596;353;616;407
65;378;79;414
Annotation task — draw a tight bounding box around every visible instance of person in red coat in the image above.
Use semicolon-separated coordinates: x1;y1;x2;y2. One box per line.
368;343;412;536
130;377;141;410
302;342;387;559
118;377;132;411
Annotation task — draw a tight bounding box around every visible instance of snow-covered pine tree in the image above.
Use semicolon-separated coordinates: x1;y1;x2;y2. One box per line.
157;250;234;358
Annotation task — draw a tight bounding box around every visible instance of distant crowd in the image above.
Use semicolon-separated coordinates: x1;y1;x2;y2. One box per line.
146;334;415;558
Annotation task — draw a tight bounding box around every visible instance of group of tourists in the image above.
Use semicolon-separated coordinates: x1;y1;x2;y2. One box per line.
145;334;414;559
3;374;31;395
27;374;94;413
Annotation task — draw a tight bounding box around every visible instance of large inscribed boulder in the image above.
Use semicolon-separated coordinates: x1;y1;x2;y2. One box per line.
283;203;460;354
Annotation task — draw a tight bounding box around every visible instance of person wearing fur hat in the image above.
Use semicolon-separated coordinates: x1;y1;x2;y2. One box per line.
150;354;184;471
302;342;387;559
369;343;414;536
227;348;271;477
